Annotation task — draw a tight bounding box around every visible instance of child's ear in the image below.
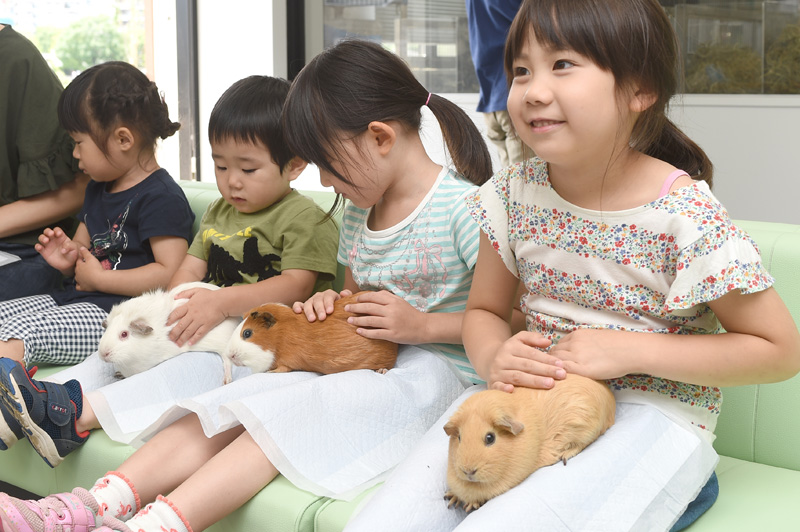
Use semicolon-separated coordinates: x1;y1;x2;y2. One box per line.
629;88;657;113
366;121;396;155
113;127;135;152
283;156;307;182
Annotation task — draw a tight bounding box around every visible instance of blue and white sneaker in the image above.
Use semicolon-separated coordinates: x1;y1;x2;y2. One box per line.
0;358;89;467
0;398;24;450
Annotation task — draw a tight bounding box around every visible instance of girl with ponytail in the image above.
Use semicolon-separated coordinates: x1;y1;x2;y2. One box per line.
289;39;491;384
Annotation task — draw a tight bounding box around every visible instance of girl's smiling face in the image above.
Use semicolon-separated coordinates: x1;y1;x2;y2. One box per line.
507;36;637;167
211;138;294;214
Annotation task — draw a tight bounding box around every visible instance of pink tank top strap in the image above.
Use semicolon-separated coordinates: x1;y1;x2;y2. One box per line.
658;170;690;198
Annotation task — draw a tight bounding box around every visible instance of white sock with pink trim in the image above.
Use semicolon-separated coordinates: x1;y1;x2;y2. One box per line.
89;471;140;521
125;495;193;532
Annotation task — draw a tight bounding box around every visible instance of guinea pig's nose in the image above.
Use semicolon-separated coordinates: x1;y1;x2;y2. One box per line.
461;467;478;481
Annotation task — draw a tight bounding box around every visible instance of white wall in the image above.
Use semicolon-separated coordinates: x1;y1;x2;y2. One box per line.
195;0;285;182
670;95;800;225
151;1;179;182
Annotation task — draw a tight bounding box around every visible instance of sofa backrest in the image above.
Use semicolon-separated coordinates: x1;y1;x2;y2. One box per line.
714;221;800;471
178;180;346;291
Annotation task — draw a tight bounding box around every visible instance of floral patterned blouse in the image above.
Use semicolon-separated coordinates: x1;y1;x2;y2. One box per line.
466;158;773;439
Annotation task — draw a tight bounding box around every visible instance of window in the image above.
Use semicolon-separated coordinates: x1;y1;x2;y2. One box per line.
5;0;151;86
669;1;800;94
320;0;477;94
319;0;800;95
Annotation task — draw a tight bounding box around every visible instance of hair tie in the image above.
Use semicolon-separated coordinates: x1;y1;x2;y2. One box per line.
425;92;432;107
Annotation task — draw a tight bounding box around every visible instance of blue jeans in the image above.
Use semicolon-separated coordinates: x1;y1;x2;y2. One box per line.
671;472;719;531
0;243;63;302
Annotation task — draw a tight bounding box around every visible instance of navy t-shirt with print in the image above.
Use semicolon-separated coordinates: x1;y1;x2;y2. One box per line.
50;168;195;312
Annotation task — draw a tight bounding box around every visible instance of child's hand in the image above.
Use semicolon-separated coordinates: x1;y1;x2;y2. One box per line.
488;331;565;393
167;286;228;346
35;227;78;271
292;289;353;322
342;290;425;345
73;247;106;291
549;329;633;381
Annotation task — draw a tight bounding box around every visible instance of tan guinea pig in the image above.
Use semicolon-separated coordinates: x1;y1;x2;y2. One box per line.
443;373;616;513
224;291;398;377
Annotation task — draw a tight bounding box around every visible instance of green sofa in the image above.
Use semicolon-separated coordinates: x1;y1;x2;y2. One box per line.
1;181;799;531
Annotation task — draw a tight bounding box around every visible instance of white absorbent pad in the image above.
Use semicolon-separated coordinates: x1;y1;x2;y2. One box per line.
44;351;118;391
156;345;467;500
134;367;318;446
345;388;718;532
79;351;251;445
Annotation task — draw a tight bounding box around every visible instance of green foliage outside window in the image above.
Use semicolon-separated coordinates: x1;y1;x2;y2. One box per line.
685;43;762;94
684;22;800;94
765;23;800;94
55;16;126;75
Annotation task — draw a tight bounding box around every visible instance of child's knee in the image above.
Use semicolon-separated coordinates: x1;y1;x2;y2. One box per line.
0;338;25;363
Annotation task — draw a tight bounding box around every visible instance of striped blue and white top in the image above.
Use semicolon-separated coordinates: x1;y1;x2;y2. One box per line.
337;167;481;382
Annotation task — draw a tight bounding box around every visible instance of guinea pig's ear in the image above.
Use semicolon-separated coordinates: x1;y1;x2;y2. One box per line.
443;409;463;438
494;415;524;436
101;319;108;329
129;319;153;336
255;312;277;329
443;419;460;438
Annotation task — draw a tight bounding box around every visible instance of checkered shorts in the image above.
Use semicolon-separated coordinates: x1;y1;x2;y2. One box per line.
0;295;108;366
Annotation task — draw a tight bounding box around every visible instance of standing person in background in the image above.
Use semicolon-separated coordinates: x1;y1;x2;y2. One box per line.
0;23;89;300
466;0;531;168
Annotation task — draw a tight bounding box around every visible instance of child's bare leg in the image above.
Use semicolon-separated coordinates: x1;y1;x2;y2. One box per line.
0;339;24;363
116;413;245;504
75;399;101;432
168;429;279;529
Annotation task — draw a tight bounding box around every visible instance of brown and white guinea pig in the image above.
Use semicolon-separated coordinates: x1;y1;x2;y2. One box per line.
98;281;241;379
224;291;398;377
443;373;616;512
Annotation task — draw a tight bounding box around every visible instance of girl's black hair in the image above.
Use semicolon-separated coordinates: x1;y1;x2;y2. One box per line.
505;0;713;186
58;61;180;157
282;39;492;192
208;75;294;171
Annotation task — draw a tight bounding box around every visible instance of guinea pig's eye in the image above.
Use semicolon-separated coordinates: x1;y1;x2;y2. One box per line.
120;331;128;340
242;328;253;340
484;432;496;447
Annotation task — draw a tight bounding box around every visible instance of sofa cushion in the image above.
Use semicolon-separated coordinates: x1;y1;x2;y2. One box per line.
686;455;800;530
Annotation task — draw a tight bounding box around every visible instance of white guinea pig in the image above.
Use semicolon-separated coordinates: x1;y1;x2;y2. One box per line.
98;281;240;379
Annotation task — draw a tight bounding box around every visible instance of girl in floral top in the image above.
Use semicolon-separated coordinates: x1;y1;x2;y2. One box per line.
345;1;800;531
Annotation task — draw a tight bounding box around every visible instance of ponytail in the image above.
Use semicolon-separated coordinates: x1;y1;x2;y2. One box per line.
425;93;492;186
641;119;713;187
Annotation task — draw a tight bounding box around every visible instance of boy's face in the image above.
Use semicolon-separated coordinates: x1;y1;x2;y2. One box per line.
211;138;293;214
